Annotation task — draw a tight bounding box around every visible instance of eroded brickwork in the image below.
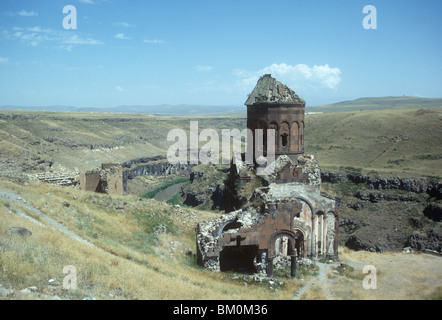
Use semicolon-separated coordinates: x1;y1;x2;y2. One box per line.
196;75;340;277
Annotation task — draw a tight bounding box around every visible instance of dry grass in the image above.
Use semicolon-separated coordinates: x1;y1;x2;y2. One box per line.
333;247;442;300
305;108;442;178
299;285;327;300
0;180;300;300
1;180;440;300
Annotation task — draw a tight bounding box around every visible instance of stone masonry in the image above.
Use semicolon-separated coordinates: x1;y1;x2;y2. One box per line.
196;75;340;277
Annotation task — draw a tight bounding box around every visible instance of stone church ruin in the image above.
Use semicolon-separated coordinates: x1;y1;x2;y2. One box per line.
196;74;340;277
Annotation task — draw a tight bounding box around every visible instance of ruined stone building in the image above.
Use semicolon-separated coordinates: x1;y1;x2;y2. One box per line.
79;163;124;196
196;74;340;277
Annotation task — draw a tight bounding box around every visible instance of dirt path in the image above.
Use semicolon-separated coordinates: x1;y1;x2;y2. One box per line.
0;186;94;248
292;262;335;300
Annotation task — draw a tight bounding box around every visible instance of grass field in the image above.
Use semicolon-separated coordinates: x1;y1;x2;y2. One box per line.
1;107;441;178
1;180;440;300
304;108;442;177
0;104;441;300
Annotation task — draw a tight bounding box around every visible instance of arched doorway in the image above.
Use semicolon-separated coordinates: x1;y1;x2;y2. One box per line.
267;229;304;277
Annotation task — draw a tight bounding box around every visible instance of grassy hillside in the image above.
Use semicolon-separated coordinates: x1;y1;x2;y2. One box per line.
0;180;308;300
309;96;442;113
304;108;442;178
0;107;441;179
0;110;245;172
1;179;440;300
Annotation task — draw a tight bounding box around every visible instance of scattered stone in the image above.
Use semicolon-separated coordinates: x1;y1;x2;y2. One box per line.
19;288;32;295
402;247;412;254
423;203;442;222
7;227;32;237
0;287;14;298
405;230;440;252
61;201;70;207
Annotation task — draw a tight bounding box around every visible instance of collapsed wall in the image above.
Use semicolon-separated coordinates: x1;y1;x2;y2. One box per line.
196;154;340;277
79;163;123;196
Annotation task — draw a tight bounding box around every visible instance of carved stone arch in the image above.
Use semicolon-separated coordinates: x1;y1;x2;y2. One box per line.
315;210;325;256
280;121;290;150
257;119;268;151
268;229;298;259
292;228;306;257
295;198;314;221
325;211;337;257
290;121;299;151
258;119;267;129
268;121;279;151
299;121;305;151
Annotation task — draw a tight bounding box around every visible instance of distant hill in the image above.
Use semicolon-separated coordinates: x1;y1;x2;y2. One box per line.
0;104;245;116
308;96;442;113
1;96;441;115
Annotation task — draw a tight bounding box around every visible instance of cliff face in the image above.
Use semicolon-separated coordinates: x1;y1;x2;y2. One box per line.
321;170;441;198
179;164;229;211
321;170;442;254
122;157;192;192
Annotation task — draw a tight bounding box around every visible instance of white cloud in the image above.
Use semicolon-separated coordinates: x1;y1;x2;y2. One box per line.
17;10;38;17
3;26;104;47
79;0;95;4
0;57;8;64
113;22;134;28
143;39;166;44
115;86;124;92
197;65;213;72
115;33;130;40
234;63;342;91
63;34;104;45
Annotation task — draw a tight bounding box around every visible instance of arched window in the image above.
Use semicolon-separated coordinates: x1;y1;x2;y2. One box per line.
291;121;299;151
269;122;278;151
280;122;289;151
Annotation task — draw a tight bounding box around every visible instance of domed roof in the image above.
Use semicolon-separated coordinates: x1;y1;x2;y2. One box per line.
245;74;305;106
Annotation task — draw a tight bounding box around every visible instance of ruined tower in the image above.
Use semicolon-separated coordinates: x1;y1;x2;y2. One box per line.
246;74;306;163
196;75;339;277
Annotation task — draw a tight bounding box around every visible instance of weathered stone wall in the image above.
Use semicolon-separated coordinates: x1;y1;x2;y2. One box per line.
122;160;192;191
80;164;123;195
321;170;441;198
29;171;79;187
79;171;101;192
196;182;340;275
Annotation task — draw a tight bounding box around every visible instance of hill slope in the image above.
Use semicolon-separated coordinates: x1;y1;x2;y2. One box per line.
304;108;442;177
309;96;442;113
0;107;441;178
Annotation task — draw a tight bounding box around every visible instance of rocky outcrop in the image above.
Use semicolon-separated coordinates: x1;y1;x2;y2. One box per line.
344;235;388;253
339;218;358;234
121;156;165;168
423;203;442;222
322;170;442;199
122;160;192;191
353;190;422;203
7;227;32;237
405;230;440;252
180;166;228;210
28;170;79;187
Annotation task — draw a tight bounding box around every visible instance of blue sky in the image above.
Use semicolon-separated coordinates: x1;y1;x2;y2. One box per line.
0;0;441;108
